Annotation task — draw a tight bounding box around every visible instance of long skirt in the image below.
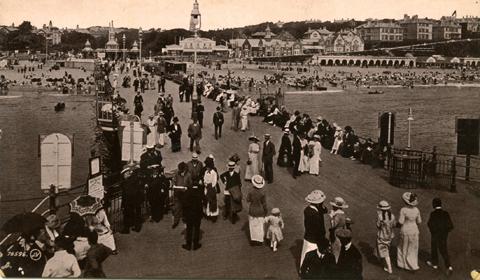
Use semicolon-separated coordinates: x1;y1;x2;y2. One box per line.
298;151;309;173
249;216;265;242
171;137;181;152
308;155;320;175
156;132;165;146
97;230;116;251
241;116;248;131
397;232;419;270
300;239;318;267
245;153;259;180
147;130;156;147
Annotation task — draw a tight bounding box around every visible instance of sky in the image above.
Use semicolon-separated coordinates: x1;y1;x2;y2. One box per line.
0;0;479;30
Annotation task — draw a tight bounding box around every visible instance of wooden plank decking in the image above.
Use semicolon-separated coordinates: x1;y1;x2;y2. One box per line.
103;74;480;280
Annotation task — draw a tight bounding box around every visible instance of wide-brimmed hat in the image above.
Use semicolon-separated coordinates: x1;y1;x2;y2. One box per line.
249;135;259;142
471;270;480;280
251;175;265;189
146;144;155;149
330;197;349;209
316;116;323;121
402;192;418;206
305;190;326;204
192;152;199;159
283;128;290;134
227;161;236;168
271;208;281;215
45;214;60;229
377;200;391;210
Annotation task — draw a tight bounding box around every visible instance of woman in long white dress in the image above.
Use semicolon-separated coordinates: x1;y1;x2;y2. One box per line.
85;209;117;253
146;115;157;147
309;135;322;175
203;161;219;221
245;136;260;181
331;124;343;154
397;192;421;271
240;106;249;131
298;135;309;173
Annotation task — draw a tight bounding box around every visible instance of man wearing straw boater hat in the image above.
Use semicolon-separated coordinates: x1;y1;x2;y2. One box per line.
300;190;329;268
262;134;276;184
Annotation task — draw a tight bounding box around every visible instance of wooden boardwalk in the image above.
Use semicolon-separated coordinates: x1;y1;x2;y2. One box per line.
103;75;480;280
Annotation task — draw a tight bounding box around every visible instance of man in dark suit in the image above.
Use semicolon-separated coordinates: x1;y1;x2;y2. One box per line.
292;132;302;179
121;167;144;233
186;153;204;187
213;106;224;139
172;162;192;229
182;186;204;251
426;198;454;273
196;100;205;128
336;229;363;280
262;134;276;184
187;118;202;154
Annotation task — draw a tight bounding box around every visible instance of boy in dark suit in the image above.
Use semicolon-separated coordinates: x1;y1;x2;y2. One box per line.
426;198;454;273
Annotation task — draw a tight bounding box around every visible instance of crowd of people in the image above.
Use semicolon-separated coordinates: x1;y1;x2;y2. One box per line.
0;58;471;279
1;210;117;278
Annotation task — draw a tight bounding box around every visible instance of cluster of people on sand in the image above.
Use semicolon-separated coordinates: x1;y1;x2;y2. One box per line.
299;190;455;279
0;210;117;278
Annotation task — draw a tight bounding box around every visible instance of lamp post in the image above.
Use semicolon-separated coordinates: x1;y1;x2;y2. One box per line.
189;0;201;111
45;35;49;64
407;108;414;149
138;27;143;64
122;34;126;62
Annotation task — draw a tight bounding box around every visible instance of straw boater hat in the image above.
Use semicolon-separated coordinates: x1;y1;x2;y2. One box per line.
330;197;349;209
283;128;290;134
314;134;321;140
264;133;271;139
471;270;480;280
227;161;236;168
249;135;259;142
317;116;323;121
305;190;326;204
402;192;418;206
271;208;281;215
45;214;61;229
251;175;265;189
377;200;391;210
192;152;199;159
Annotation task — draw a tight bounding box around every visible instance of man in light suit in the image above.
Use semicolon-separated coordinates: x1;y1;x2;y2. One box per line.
262;134;276;184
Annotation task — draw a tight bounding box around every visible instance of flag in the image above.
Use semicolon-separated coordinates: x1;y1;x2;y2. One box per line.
452;10;457;17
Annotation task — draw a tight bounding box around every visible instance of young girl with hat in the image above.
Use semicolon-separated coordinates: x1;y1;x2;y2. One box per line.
265;208;284;252
376;200;396;274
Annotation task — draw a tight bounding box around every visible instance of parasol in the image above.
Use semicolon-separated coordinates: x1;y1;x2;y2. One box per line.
2;212;46;234
69;195;103;216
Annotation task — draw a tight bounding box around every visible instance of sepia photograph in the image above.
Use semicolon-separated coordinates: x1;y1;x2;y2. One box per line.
0;0;480;279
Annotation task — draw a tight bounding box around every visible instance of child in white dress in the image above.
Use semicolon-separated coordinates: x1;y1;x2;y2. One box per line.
265;208;284;252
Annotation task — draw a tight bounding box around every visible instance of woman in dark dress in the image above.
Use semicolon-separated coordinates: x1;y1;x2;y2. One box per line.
169;116;182;152
277;128;292;167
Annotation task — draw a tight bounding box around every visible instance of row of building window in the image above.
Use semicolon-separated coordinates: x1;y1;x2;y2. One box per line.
381;35;403;40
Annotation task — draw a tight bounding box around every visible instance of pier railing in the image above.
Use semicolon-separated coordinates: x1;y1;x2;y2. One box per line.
387;147;480;191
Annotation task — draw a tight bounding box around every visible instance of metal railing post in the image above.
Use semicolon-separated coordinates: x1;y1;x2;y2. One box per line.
466;154;471;181
49;184;58;213
450;156;457;192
